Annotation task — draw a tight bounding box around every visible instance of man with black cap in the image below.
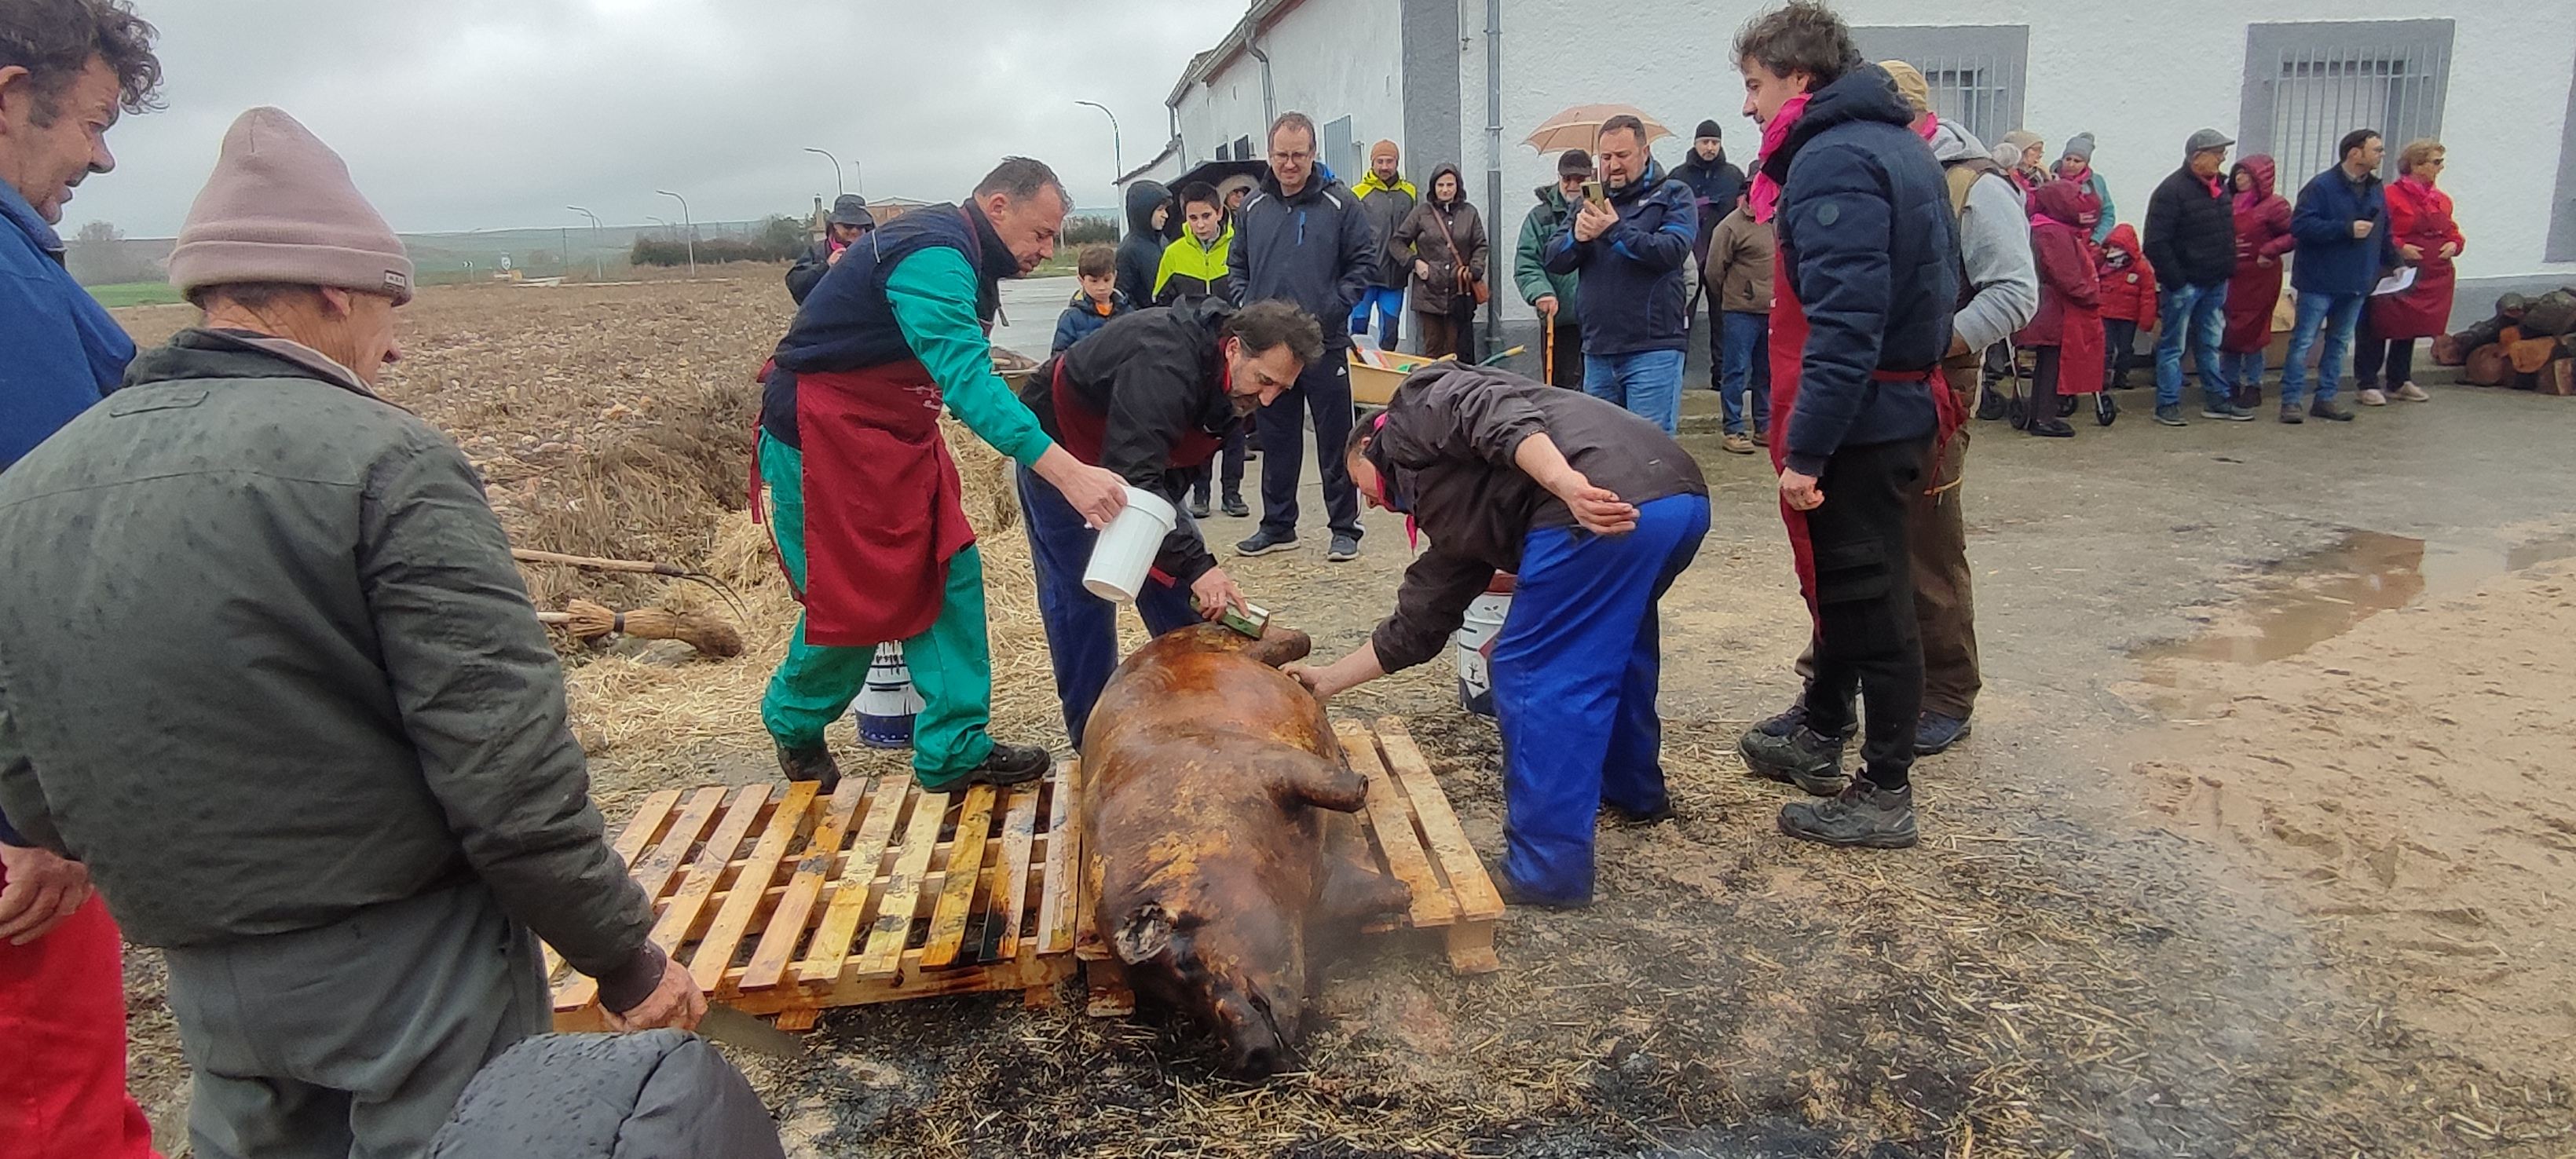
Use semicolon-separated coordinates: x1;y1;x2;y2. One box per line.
786;194;876;304
1674;119;1746;391
1516;148;1593;389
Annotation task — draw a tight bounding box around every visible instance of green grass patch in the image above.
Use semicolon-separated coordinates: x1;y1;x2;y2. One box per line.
87;281;182;308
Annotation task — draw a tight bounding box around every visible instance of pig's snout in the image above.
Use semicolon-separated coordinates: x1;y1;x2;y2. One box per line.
1214;981;1300;1077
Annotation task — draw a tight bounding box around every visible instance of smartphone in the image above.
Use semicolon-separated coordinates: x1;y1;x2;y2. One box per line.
1582;181;1608;209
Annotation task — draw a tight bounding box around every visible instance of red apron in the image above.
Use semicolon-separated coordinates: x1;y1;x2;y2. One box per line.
780;359;977;646
2369;179;2461;341
1766;249;1959;624
2055;309;2106;396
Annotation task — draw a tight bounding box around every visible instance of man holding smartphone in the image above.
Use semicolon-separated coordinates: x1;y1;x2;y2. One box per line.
1542;115;1700;434
2278;129;2396;424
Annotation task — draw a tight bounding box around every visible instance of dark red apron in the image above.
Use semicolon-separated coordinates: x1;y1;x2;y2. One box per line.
780;359;976;646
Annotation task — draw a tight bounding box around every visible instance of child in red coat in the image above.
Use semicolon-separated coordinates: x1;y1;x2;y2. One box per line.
2096;222;2157;392
2015;182;2106;437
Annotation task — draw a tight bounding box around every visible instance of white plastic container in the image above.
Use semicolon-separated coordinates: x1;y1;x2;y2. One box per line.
854;642;925;749
1081;486;1178;602
1452;588;1513;718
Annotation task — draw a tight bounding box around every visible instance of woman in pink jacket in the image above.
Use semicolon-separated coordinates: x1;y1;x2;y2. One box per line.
2220;155;2294;408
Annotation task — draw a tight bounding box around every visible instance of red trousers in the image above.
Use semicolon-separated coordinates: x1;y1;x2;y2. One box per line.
0;890;157;1159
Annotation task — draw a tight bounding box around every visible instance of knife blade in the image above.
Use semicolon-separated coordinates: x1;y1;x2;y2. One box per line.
694;1003;807;1059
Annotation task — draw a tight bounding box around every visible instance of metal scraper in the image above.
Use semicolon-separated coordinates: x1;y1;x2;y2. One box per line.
695;1003;807;1058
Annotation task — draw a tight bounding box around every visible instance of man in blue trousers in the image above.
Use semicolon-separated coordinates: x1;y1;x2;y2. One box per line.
1018;298;1325;744
1289;365;1708;908
2278;129;2395;425
1542;114;1700;433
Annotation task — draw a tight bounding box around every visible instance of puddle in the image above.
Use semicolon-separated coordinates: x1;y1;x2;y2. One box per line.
2127;529;2576;716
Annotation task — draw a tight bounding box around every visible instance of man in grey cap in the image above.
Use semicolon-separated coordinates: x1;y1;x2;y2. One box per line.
787;192;874;303
0;106;704;1158
2141;128;2253;426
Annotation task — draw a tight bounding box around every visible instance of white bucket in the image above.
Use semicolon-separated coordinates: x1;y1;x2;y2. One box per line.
854;642;925;749
1081;486;1179;602
1452;590;1512;718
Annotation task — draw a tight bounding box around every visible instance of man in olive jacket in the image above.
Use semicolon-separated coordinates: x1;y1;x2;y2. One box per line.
0;108;702;1158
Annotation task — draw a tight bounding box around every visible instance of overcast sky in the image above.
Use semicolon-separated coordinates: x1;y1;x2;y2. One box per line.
69;0;1244;237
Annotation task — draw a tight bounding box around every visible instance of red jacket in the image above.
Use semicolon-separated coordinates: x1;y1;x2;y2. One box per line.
2223;155;2293;353
2096;223;2158;328
2018;182;2102;347
2370;174;2466;340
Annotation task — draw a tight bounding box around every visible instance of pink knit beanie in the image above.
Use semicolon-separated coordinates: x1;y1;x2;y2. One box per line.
167;108;413;305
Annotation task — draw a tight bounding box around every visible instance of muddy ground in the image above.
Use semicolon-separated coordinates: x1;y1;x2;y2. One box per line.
110;277;2576;1157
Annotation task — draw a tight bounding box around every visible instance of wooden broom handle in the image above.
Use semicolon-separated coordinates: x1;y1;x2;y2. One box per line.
511;548;685;576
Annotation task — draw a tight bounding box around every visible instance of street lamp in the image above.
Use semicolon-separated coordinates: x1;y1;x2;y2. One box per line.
1076;100;1122;236
566;206;603;282
655;189;695;279
803;147;844;196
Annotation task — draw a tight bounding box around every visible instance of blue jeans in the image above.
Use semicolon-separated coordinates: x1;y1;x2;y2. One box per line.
1348;286;1404;346
1582;349;1687;434
2223;349;2267;400
1017;466;1202;748
2154;281;2232;409
1718;311;1773;436
1491;492;1711;905
2278;291;2366;409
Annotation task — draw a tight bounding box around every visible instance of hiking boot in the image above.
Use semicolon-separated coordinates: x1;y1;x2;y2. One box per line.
776;743;843;792
2027;418;2075;438
2356;387;2389;407
1236;529;1298;557
1976;388;2008;421
2153;404;2188;427
1221;492;1250;518
2310;400;2355;422
927;740;1052;791
1721;433;1757;455
2395;382;2431;402
1915;711;1971;755
1737;726;1852;796
1753;702;1808;739
1326;534;1360;562
2278;404;2304;424
1188;495;1212;519
1778;781;1919;850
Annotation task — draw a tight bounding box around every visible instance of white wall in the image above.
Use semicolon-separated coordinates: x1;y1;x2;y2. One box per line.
1464;0;2576;324
1172;0;1407;181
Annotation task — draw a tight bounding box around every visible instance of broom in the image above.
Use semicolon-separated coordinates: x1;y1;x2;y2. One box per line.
511;547;748;622
537;598;745;658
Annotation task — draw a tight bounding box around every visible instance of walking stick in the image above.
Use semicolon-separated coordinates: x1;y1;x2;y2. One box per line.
1542;318;1555;385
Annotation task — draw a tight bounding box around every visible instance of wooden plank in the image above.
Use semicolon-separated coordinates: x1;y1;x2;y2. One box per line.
1444;921;1502;974
791;773;908;984
987;785;1041;962
1375;717;1505;921
552;952;1074;1032
648;784;770;951
1337;720;1454;928
686;780;816;991
918;786;997;968
1035;761;1081;954
738;776;869;991
547;788;682;986
854;786;951;979
556;785;729;1011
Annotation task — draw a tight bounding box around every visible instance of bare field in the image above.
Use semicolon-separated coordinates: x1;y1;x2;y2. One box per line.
108;277;2573;1157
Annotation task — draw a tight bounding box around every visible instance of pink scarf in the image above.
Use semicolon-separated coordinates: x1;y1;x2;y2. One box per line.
1749;93;1812;224
1913;111;1939;144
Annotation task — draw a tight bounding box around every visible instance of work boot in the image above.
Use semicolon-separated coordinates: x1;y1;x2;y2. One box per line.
1915;711;1971;755
1753;702;1809;739
1222;491;1250;518
776;743;842;792
1778;781;1919;850
932;740;1052;790
1737;726;1851;796
2311;399;2356;422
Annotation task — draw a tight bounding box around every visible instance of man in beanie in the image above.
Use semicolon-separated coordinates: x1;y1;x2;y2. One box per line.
2142;127;2252;425
786;192;874;304
1351;138;1416;348
2055;132;2116;244
1674;119;1745;390
1515;148;1592;389
0;107;707;1157
0;8;166;1156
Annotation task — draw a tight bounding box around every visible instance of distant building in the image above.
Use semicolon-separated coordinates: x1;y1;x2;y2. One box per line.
1126;1;2576;327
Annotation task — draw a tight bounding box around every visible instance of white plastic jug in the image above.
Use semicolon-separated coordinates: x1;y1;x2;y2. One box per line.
1081;486;1178;602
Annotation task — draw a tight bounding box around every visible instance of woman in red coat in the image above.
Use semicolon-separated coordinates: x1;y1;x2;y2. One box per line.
2356;139;2464;404
2096;223;2157;392
2015;181;2106;438
2221;155;2293;408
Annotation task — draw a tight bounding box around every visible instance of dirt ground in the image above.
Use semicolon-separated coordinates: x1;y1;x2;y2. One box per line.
108;276;2576;1157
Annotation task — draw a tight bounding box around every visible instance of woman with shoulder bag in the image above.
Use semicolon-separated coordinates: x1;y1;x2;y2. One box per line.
1392;163;1491;360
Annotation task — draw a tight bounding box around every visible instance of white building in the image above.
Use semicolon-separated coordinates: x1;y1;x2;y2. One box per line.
1126;0;2576;333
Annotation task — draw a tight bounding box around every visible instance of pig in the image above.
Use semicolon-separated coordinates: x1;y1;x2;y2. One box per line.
1081;623;1413;1077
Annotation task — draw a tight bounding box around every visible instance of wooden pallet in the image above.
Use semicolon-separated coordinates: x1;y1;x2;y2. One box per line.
1077;715;1506;1015
545;762;1083;1031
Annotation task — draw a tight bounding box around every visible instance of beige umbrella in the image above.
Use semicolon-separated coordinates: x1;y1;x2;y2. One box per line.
1523;104;1673;154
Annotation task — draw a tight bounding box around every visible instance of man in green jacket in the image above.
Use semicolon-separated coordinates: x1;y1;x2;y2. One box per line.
0;108;704;1158
1516;148;1592;388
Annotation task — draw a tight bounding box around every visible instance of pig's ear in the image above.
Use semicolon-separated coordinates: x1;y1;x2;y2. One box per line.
1260;750;1368;814
1114;903;1176;964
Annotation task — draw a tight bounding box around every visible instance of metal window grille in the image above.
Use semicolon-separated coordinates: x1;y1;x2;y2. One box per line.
2240;22;2452;185
1323;115;1358;182
1850;26;2029;147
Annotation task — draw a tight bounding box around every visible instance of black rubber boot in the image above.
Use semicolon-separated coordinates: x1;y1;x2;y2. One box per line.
775;743;842;792
1778;781;1919;849
956;740;1052;788
1736;726;1851;796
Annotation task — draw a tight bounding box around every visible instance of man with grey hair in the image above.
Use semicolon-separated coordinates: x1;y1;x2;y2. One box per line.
1229;110;1376;563
0;106;707;1157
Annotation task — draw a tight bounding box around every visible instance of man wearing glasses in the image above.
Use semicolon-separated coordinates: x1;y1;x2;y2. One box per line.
1228;111;1378;563
1015;298;1326;744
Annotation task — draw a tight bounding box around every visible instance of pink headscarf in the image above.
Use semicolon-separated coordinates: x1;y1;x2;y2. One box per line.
1748;93;1813;224
1914;111;1940;144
